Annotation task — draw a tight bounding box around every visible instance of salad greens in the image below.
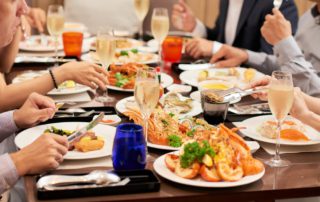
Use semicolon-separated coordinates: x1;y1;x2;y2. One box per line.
168;134;182;148
44;126;73;136
115;72;129;87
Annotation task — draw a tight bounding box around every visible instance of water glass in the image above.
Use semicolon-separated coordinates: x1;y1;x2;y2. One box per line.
112;123;146;170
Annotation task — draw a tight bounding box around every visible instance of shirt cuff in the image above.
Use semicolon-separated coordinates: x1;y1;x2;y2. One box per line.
212;41;223;54
0;111;19;140
274;36;303;66
246;50;265;67
192;19;207;38
0;154;19;194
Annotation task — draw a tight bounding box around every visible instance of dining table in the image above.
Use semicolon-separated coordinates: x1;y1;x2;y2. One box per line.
8;57;320;202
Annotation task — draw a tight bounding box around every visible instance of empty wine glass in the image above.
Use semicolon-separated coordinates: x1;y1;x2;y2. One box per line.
95;27;116;103
47;5;64;67
266;71;294;167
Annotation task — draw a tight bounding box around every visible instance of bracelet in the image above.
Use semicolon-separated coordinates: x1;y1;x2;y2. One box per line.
49;69;58;89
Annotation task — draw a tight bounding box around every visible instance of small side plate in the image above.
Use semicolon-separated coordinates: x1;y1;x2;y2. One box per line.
93;114;121;126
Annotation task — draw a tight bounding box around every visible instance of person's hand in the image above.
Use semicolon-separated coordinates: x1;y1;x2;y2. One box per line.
185;38;213;58
54;62;108;90
171;0;196;32
10;133;68;176
247;76;271;101
13;93;56;129
290;88;311;120
25;8;46;33
261;8;292;46
20;15;32;40
209;44;248;67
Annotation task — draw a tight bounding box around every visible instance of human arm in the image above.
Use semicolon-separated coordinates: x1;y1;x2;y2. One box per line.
0;154;19;195
0;62;108;112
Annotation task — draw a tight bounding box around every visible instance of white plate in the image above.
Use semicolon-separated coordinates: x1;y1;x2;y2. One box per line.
89;37;144;51
81;52;159;65
19;35;63;52
107;73;173;92
153;151;265;188
179;68;265;89
178;64;213;71
15;122;116;160
148;140;260;152
239;115;320;146
12;70;90;96
115;95;202;118
190;91;241;105
93;114;121;126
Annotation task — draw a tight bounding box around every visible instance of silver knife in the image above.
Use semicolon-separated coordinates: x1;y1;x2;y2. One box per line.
67;112;104;142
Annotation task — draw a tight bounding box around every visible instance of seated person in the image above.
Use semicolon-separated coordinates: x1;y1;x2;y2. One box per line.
209;2;320;97
171;0;298;58
0;92;68;195
0;3;108;112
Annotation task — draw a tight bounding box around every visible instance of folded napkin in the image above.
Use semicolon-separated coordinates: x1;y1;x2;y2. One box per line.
58;157;113;170
260;142;320;155
178;63;214;71
50;92;91;103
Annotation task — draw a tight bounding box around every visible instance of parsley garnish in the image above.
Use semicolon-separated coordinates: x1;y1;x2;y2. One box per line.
186;129;195;137
161;119;169;126
115;72;129;87
120;50;128;56
180;141;215;168
131;49;138;54
168;135;182;147
169;112;175;117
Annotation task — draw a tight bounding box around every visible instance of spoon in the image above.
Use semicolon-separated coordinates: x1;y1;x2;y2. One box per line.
37;170;121;189
273;0;283;9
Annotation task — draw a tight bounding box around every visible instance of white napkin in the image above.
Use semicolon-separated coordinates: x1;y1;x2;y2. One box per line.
178;63;214;71
260;142;320;155
58;157;113;170
50;92;91;103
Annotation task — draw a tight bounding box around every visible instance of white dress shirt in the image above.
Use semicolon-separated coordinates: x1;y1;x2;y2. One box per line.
192;0;244;53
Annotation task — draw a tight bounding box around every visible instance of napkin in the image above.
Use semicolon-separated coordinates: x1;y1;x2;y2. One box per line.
260;142;320;155
58;157;113;170
50;92;91;103
178;63;214;71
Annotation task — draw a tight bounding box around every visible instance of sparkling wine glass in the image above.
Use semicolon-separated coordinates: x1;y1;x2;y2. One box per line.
95;27;116;103
134;67;160;161
151;8;170;72
266;71;294;167
134;0;150;40
47;5;64;67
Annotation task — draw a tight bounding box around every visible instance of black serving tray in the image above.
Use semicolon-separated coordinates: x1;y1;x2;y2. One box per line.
37;169;160;200
44;106;117;124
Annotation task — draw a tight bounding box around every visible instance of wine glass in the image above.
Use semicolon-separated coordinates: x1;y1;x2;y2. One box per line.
134;0;150;40
134;67;160;160
151;8;170;72
266;71;294;167
47;5;65;67
112;123;146;170
95;27;116;103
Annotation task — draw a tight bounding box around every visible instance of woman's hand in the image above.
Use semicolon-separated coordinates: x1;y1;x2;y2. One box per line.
54;62;108;90
247;76;271;101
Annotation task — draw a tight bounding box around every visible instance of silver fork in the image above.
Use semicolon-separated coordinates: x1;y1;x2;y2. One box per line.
273;0;283;9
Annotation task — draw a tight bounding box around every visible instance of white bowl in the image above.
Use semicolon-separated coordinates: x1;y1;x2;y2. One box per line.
167;84;192;95
198;80;234;91
93;114;121;126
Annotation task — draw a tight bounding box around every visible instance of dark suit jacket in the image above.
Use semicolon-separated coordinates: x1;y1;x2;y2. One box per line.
207;0;298;54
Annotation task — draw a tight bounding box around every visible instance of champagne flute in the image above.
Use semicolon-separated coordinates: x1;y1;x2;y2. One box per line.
266;71;294;167
151;8;170;72
95;27;116;103
134;67;160;161
47;5;64;67
134;0;150;40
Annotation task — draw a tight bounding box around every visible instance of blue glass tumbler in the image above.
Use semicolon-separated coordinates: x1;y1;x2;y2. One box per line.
112;123;146;170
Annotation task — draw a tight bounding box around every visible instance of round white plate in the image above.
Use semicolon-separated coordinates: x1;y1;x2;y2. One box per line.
107;73;173;92
148;140;260;152
89;37;144;51
179;68;265;89
239;115;320;146
81;52;159;65
19;35;63;52
153;151;265;188
12;70;90;96
15;122;116;160
190;91;241;105
115;95;202;118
